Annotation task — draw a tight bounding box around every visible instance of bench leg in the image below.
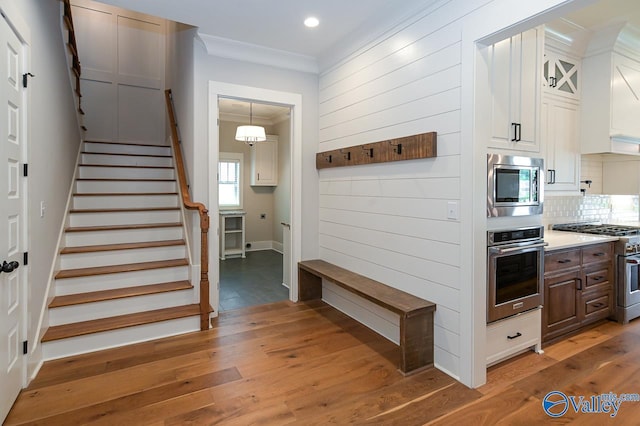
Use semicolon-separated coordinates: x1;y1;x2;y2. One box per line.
298;267;323;301
399;311;434;375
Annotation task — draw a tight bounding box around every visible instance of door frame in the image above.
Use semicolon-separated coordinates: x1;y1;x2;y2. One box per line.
208;81;302;313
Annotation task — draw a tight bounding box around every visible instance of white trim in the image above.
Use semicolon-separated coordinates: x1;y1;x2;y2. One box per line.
208;81;303;312
198;33;318;74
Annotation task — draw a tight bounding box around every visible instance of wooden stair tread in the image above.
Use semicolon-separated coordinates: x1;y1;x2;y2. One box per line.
79;164;174;169
69;207;179;213
65;222;182;233
81;151;172;158
48;281;193;308
84;140;170;148
76;178;176;182
41;304;206;342
73;192;178;197
60;239;185;254
55;258;188;279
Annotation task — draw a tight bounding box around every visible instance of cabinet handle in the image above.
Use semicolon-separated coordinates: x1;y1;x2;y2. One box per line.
592;302;605;308
576;278;583;290
592;252;606;257
593;276;604;281
511;123;518;142
547;169;556;184
507;332;522;340
550;76;557;88
558;259;572;264
516;123;522;142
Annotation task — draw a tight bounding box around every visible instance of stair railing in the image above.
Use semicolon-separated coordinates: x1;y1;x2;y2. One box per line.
61;0;87;130
165;89;211;331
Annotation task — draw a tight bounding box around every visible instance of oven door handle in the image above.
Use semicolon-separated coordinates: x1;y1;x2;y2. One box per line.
489;242;548;255
626;258;640;265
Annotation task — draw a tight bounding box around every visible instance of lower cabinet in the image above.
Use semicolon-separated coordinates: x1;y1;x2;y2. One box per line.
542;242;614;342
486;308;542;366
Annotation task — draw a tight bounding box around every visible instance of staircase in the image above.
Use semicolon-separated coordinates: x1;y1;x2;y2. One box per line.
41;140;205;360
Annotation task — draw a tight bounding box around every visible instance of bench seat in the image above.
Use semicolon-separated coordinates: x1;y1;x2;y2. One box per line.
298;259;436;375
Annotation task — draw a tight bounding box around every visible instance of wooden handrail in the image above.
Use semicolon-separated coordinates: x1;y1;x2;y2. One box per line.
164;89;211;331
62;0;84;118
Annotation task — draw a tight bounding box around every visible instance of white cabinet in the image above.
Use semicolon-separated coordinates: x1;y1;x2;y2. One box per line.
543;50;580;99
581;52;640;155
219;212;246;260
488;27;543;153
541;94;581;193
486;308;542;366
250;135;278;186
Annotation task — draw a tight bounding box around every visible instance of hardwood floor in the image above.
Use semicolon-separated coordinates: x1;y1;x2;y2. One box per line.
6;301;640;425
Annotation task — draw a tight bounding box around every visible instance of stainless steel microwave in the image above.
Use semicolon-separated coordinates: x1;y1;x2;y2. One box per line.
487;154;543;217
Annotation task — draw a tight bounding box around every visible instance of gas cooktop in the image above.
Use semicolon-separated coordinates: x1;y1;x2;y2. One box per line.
552;223;640;237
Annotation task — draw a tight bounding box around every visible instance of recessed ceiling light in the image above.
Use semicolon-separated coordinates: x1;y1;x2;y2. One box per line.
304;17;319;28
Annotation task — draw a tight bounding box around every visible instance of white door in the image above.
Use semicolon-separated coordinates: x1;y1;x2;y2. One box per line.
0;15;26;423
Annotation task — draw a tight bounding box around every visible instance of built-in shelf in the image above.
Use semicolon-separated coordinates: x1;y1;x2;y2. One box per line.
219;211;246;260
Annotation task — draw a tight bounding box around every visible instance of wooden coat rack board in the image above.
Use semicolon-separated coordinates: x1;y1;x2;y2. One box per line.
316;132;437;169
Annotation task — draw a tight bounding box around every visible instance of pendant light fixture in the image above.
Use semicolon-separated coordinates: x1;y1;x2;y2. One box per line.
235;102;266;146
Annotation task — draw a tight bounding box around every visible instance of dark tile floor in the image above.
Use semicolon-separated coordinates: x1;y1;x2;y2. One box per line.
219;250;288;311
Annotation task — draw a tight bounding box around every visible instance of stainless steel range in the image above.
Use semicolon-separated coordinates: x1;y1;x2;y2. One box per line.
552;223;640;323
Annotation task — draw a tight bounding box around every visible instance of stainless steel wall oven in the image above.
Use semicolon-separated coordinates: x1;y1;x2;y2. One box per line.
487;226;546;323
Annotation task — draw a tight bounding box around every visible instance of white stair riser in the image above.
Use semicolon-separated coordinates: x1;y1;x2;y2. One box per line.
83;142;171;156
78;166;175;180
75;180;177;193
55;266;189;295
73;194;179;209
81;153;173;167
65;227;183;246
48;290;194;325
60;245;186;269
69;210;180;227
42;316;200;360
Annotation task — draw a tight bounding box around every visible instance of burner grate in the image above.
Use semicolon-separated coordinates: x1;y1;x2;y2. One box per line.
552;223;640;237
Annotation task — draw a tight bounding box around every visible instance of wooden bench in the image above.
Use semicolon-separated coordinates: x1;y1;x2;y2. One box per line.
298;259;436;375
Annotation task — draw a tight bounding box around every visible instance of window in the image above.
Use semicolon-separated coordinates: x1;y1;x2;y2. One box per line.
218;152;243;209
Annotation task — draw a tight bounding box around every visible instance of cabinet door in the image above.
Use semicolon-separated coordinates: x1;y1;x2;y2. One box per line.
543;269;581;342
250;138;278;186
611;54;640;139
488;28;541;152
542;96;580;192
543;52;580;99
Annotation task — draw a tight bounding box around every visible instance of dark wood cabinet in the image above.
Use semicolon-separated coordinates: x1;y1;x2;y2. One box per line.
542;242;614;342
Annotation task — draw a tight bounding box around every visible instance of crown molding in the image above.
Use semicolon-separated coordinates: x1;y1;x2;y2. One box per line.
197;32;319;74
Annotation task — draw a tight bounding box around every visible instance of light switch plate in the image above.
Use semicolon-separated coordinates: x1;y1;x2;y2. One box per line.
447;201;459;220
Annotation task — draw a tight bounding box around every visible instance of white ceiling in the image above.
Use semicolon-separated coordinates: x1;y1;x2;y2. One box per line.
96;0;406;59
218;98;290;125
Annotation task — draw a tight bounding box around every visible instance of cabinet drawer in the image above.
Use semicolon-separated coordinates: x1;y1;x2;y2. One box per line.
582;243;613;265
486;309;541;365
582;291;613;324
584;266;611;292
545;249;581;273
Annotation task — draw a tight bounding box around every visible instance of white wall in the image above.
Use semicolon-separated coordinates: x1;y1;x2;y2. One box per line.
0;0;82;378
273;118;291;245
316;0;594;387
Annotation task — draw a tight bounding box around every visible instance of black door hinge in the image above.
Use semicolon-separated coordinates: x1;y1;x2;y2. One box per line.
23;252;28;266
23;340;28;355
22;73;34;88
23;163;28;177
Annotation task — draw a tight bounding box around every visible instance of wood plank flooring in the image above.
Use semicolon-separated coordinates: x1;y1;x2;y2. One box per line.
6;301;640;425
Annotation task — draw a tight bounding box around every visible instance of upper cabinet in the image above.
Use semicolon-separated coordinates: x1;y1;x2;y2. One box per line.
543;50;580;99
580;24;640;155
488;27;543;153
250;135;278;186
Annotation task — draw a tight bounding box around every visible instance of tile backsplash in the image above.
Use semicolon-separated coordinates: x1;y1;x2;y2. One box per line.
543;195;640;227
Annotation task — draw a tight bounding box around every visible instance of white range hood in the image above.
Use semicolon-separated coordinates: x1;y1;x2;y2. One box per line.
580;22;640;155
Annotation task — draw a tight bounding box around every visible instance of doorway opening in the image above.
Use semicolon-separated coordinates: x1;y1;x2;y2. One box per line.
217;97;292;312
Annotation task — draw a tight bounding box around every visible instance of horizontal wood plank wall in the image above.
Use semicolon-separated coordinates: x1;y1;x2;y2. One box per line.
318;0;469;378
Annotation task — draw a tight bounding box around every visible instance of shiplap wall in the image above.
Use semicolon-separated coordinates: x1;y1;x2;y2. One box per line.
318;0;468;378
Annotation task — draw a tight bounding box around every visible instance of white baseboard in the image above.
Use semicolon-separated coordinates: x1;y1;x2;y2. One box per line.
245;240;284;254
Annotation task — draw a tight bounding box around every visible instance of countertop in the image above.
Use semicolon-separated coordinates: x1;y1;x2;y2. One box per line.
544;229;619;251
